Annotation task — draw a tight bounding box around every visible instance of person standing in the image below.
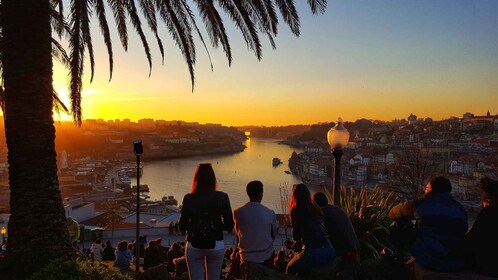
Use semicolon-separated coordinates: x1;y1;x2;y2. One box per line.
179;163;234;280
389;176;468;272
234;180;277;277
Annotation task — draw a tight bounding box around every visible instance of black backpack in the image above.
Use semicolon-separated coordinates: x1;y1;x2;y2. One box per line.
190;194;220;249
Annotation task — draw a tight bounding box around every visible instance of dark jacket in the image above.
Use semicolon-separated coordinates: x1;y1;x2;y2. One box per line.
321;204;359;257
390;193;468;272
179;190;234;242
465;204;498;277
291;208;330;251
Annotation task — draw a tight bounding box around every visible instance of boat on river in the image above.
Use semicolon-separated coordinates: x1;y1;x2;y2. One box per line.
162;195;178;205
132;184;150;192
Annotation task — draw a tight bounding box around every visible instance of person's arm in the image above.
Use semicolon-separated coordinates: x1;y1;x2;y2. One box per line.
291;213;303;252
271;211;277;241
233;210;241;242
178;194;191;234
388;200;416;220
221;193;234;232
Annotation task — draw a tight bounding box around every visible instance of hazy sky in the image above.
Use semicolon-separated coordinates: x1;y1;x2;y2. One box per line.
53;0;498;126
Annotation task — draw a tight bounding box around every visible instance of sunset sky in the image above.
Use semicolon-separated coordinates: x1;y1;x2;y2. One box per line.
52;0;498;126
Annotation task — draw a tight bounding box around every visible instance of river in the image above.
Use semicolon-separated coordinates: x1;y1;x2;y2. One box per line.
140;138;304;213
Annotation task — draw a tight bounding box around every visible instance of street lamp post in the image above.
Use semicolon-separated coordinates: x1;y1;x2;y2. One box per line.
327;118;350;206
1;226;6;243
133;140;143;273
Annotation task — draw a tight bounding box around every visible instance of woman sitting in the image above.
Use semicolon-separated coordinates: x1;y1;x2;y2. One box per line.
114;240;132;271
286;184;335;278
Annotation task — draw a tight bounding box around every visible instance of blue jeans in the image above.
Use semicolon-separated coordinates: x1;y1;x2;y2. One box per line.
287;246;335;277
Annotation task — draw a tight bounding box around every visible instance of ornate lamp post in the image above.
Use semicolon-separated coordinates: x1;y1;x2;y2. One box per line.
133;140;143;273
1;226;6;242
327;118;350;206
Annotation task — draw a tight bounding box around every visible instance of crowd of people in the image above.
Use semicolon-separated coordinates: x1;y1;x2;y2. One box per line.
4;162;494;280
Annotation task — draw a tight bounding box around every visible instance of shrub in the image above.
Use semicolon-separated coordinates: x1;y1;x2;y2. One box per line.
327;185;398;260
28;259;133;280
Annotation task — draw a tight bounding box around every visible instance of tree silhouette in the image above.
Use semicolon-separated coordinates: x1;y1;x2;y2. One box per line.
0;0;327;277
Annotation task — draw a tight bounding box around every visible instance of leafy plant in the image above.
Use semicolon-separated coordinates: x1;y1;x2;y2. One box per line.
326;186;398;260
28;259;133;280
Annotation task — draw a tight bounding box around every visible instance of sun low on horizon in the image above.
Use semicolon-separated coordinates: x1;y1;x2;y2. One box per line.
49;1;498;126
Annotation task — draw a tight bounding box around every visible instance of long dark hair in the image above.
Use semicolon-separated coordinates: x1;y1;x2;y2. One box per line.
191;163;217;193
289;184;322;222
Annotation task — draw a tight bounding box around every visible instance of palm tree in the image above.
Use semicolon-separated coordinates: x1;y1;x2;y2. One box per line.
1;0;327;277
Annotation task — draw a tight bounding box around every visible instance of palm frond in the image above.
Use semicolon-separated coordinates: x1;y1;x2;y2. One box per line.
69;0;85;125
156;0;196;90
274;0;300;36
307;0;327;14
138;0;165;64
217;0;262;60
80;0;95;83
193;0;232;66
50;0;65;38
126;0;153;76
52;38;70;66
94;0;114;81
108;0;128;51
180;1;213;71
53;88;70;116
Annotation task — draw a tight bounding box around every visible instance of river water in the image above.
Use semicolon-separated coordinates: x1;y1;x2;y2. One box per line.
140;138;304;213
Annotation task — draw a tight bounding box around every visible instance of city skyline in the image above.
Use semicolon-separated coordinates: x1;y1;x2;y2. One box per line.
51;0;498;126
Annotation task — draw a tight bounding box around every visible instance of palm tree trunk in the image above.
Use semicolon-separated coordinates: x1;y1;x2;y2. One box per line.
1;0;74;277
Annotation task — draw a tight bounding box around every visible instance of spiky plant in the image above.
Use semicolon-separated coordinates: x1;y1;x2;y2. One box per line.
326;186;398;260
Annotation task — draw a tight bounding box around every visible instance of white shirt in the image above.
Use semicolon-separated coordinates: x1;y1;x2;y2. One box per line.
90;243;104;261
234;202;277;263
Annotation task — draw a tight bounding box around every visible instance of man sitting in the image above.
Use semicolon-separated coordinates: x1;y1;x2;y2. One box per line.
312;192;360;262
234;180;277;278
389;176;468;272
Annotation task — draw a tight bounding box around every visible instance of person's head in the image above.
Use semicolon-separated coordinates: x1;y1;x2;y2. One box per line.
191;163;217;193
118;240;128;251
105;240;112;247
95;238;102;244
148;240;157;248
425;176;452;195
481;177;498;208
247;180;264;202
66;216;74;224
289;184;322;221
155;238;162;246
312;192;329;207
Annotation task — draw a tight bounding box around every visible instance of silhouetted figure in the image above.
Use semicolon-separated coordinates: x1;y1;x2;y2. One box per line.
169;221;174;235
274;250;288;274
179;163;234;280
312;192;360;261
102;240;116;261
228;251;242;279
144;240;161;270
286;184;336;278
167;242;184;273
389;176;468;272
90;238;104;261
114;240;132;271
234;180;277;277
466;177;498;277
